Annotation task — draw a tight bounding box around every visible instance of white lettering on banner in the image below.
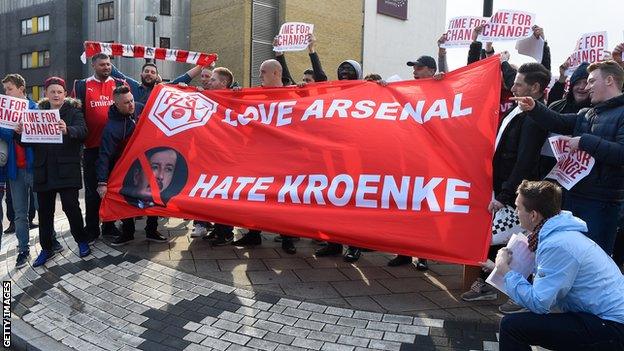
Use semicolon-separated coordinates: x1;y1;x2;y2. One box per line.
546;136;595;190
221;93;473;127
188;174;472;214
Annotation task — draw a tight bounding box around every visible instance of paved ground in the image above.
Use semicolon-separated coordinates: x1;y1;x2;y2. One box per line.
2;215;508;350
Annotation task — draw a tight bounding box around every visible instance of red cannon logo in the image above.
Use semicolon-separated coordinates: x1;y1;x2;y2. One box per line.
148;88;218;136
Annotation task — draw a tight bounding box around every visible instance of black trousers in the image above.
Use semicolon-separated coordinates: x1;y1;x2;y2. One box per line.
83;148;115;236
500;311;624;350
37;188;87;251
121;216;159;236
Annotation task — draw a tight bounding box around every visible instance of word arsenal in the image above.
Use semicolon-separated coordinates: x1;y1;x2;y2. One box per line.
220;93;473;127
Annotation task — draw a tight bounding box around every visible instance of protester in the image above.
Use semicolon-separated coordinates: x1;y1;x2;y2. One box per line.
363;73;382;82
461;63;551;315
95;86;168;245
111;62;203;104
72;53;126;242
15;77;90;267
497;180;624;350
199;67;212;90
386;55;440;271
190;67;236;246
274;33;328;85
230;60;297;254
1;74;44;268
613;43;624;70
513;60;624;256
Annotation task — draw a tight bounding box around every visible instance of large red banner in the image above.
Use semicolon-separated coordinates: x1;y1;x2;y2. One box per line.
101;56;501;264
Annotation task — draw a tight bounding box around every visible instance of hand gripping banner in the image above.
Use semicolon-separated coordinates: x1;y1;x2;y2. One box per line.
83;41;218;66
100;56;501;265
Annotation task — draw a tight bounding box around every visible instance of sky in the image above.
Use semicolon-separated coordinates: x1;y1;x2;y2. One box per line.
444;0;623;74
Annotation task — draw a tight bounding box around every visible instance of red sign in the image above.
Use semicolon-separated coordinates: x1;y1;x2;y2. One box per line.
100;57;502;265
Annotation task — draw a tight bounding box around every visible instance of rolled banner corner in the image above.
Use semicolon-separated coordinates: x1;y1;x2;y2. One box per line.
80;51;86;64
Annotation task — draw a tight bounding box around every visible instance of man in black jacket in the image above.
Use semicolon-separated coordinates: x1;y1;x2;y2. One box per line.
461;62;551;304
95;86;167;245
513;60;624;256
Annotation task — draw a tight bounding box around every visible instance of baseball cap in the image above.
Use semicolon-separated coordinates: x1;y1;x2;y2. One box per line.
407;56;437;71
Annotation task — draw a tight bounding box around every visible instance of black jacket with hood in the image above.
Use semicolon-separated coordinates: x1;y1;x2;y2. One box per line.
20;98;87;192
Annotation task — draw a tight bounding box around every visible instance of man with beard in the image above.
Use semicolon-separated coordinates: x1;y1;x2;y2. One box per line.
72;53;127;242
96;86;166;244
111;62;203;104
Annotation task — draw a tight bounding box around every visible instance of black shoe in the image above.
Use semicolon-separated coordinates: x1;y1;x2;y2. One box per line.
416;259;429;271
315;243;343;257
103;225;121;237
282;239;296;255
146;231;168;243
232;232;262;246
110;235;135;246
29;222;39;229
4;222;15;234
211;234;234;246
388;255;412;267
16;252;30;268
343;247;361;263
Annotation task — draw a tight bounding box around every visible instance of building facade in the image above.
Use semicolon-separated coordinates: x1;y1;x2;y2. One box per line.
190;0;446;86
0;0;83;100
83;0;191;82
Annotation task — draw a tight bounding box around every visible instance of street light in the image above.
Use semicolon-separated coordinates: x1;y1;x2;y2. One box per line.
483;0;493;17
144;15;158;64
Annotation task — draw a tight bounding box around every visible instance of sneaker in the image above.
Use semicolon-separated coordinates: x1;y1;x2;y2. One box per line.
388;255;412;267
16;252;30;268
110;235;135;246
460;278;498;301
232;232;262;246
191;224;208;238
78;242;91;257
498;299;528;314
281;238;296;254
32;250;55;267
51;241;64;253
416;259;429;271
4;222;15;234
211;234;234;246
146;231;168;243
344;247;362;262
315;243;343;257
29;222;39;229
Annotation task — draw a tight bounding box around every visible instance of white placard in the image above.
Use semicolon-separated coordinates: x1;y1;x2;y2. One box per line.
545;135;595;190
441;16;488;48
486;233;535;295
0;93;29;129
273;22;314;52
565;31;608;75
515;35;544;62
478;10;535;42
21;109;63;144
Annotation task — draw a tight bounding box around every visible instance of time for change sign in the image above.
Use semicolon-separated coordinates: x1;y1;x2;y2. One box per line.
21;110;63;143
0;94;29;129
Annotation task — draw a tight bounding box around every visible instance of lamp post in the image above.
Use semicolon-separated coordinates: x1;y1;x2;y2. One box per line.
144;15;158;64
483;0;493;17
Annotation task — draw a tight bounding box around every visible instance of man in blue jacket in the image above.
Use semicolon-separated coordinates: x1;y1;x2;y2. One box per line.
95;86;167;245
1;74;61;268
513;60;624;255
496;180;624;350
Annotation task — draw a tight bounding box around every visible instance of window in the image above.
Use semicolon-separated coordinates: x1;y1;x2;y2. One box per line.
98;2;114;21
20;15;48;35
160;0;171;15
21;50;50;69
29;86;45;101
159;37;170;49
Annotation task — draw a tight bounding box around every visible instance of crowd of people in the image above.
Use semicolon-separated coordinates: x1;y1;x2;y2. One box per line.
2;25;624;350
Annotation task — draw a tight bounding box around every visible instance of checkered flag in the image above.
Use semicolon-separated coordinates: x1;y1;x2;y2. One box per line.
491;205;522;245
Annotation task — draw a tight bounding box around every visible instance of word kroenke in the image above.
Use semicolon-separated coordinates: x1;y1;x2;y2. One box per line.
189;174;472;214
221;93;472;127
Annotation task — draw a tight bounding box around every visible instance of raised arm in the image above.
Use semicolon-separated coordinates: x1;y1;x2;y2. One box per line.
307;33;327;82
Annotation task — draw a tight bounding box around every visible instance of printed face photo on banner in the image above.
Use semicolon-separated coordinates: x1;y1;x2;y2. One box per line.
120;147;188;209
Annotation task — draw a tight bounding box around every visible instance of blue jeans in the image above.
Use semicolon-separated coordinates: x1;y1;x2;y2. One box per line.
9;169;37;255
500;312;624;350
564;193;622;255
